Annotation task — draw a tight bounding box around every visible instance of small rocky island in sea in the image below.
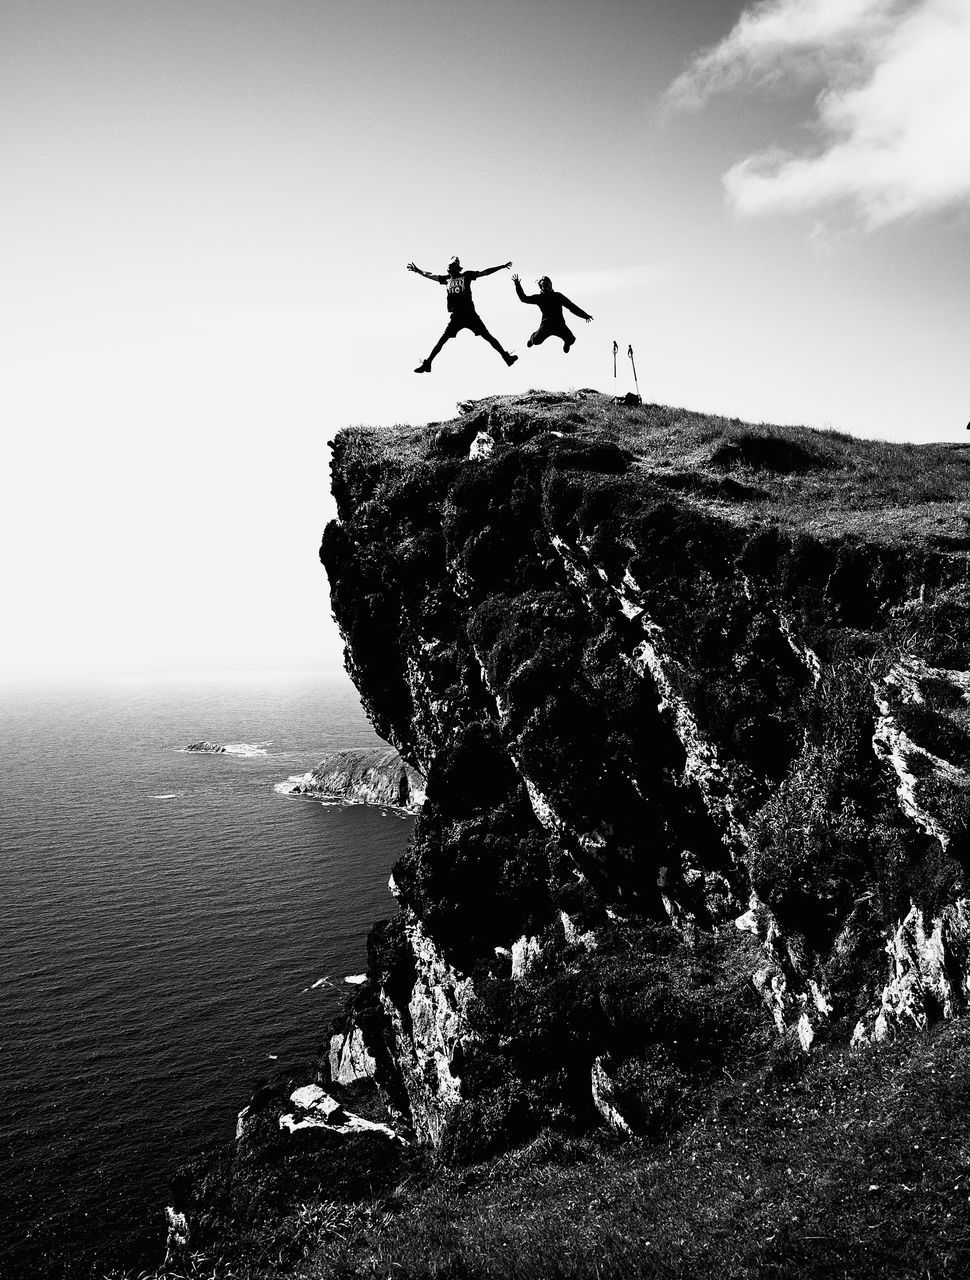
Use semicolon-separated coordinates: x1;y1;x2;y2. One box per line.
181;741;228;754
279;746;425;813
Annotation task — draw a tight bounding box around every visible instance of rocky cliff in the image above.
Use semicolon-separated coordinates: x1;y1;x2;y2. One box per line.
320;390;970;1152
281;747;425;813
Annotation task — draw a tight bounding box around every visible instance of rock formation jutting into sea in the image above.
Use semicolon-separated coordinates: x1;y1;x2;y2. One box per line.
280;747;426;813
319;388;970;1147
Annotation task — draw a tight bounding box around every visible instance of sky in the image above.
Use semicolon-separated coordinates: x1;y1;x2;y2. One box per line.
2;0;968;682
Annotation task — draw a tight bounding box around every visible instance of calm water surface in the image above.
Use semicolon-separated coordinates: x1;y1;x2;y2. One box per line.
0;671;412;1277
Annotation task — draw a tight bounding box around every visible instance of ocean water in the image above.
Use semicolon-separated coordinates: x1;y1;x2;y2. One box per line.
0;671;413;1277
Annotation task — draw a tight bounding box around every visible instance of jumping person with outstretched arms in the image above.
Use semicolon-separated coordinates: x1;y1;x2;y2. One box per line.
408;257;518;372
513;274;592;353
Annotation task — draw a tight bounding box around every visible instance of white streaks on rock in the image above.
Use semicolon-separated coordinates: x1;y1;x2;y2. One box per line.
590;1057;633;1136
163;1206;190;1265
560;910;598;950
510;934;542;980
378;915;475;1146
329;1025;378;1086
853;899;970;1045
777;612;822;685
468;431;495;460
873;657;970;850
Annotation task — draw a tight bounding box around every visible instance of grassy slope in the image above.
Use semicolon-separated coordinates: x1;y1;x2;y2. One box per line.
276;1019;970;1280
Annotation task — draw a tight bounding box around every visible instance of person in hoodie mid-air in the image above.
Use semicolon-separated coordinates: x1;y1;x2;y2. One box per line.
513;273;592;353
407;256;517;372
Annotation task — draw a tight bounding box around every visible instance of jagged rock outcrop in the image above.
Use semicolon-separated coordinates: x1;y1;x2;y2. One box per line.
183;741;227;754
328;1024;378;1086
281;747;425;812
320;390;970;1147
278;1084;404;1142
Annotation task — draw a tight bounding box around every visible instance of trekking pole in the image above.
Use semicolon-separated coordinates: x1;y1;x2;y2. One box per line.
628;345;640;401
613;340;618;380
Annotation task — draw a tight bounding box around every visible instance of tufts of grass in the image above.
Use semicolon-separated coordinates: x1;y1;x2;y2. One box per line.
281;1018;970;1280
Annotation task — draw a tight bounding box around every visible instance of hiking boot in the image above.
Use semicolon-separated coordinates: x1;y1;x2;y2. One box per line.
504;352;518;367
563;337;574;353
414;360;432;373
526;337;535;348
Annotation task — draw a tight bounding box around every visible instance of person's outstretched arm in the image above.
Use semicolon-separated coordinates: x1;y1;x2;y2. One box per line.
407;262;446;283
560;294;593;322
469;261;513;279
511;273;539;304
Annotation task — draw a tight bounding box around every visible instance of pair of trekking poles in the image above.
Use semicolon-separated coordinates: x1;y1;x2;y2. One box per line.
613;341;640;401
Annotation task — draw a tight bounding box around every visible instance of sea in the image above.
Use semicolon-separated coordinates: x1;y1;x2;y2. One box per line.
0;670;414;1278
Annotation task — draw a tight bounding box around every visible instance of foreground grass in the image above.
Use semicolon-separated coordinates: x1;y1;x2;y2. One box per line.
116;1018;970;1280
297;1022;970;1280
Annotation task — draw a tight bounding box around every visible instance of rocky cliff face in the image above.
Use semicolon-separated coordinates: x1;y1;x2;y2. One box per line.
320;390;970;1150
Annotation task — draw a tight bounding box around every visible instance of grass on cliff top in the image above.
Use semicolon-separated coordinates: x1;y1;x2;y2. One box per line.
121;1018;970;1280
338;390;970;547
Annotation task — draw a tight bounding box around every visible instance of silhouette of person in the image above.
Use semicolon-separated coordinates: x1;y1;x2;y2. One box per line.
513;274;592;353
407;257;518;372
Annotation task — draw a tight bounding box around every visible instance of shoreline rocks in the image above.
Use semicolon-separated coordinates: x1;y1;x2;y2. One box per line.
279;747;425;813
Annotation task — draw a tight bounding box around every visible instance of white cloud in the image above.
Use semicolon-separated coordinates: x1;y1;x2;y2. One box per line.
670;0;970;227
668;0;899;106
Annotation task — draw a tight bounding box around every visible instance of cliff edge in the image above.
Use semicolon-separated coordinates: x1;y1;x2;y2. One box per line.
321;389;970;1151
